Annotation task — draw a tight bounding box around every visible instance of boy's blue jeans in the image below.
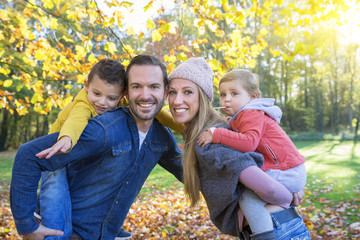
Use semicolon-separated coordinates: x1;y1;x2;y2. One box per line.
39;168;72;240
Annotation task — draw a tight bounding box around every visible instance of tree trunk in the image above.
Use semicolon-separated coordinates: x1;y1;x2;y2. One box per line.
355;103;360;141
0;109;10;151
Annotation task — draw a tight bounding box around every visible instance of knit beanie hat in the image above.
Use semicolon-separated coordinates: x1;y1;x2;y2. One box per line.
168;57;214;101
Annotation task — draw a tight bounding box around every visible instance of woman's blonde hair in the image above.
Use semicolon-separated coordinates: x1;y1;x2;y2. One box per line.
220;69;262;98
182;87;227;206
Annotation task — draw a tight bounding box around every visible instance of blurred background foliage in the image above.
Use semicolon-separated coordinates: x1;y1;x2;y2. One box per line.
0;0;359;150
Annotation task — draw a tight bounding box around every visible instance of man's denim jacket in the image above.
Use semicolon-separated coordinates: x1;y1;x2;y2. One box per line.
10;107;183;239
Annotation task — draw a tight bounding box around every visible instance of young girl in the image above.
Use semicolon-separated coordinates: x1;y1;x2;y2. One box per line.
197;69;307;239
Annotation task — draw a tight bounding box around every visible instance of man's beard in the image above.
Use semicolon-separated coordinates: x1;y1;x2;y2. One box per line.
128;98;165;121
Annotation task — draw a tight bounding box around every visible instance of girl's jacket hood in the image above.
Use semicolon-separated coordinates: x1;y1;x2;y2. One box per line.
229;98;282;124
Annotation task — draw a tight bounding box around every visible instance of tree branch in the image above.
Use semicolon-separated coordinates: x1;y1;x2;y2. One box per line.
94;1;133;58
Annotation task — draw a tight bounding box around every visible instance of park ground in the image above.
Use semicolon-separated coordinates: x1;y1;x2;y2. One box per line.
0;140;360;239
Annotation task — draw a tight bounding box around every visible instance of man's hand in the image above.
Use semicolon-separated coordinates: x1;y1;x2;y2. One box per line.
36;136;72;159
291;190;304;206
197;130;213;147
23;224;64;240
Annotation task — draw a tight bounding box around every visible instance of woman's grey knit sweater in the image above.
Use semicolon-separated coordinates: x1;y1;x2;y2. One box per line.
195;124;263;237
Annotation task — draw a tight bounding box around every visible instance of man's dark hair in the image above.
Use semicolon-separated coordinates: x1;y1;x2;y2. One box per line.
124;55;168;88
88;58;126;87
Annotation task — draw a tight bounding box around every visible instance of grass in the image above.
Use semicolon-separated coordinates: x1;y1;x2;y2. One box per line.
295;140;360;201
0;151;16;184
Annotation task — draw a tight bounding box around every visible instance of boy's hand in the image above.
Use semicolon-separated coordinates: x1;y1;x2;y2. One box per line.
197;130;213;147
36;136;72;159
23;224;64;240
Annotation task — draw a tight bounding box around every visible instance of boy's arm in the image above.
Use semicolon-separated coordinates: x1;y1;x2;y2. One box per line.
155;108;185;134
36;136;72;159
57;101;94;150
212;110;265;152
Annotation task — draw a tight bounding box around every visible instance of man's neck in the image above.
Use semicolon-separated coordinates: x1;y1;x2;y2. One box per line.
137;120;153;133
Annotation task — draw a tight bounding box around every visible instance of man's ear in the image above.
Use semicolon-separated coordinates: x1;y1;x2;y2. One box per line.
164;85;169;100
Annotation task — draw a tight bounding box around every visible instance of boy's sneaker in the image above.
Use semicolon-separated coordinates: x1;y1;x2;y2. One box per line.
114;228;132;240
34;209;41;223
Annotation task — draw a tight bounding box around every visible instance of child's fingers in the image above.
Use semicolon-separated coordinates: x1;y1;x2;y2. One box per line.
60;144;71;153
45;143;64;159
36;148;52;158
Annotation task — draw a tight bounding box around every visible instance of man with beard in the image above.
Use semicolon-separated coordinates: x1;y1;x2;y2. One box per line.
10;55;183;240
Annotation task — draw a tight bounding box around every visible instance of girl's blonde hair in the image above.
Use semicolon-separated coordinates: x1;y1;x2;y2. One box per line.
220;69;262;98
182;87;227;206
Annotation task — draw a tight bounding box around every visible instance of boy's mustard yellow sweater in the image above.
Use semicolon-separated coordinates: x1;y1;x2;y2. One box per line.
50;88;184;149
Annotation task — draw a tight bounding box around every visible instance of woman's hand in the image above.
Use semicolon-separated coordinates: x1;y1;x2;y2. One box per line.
36;136;72;159
23;224;64;240
197;130;213;147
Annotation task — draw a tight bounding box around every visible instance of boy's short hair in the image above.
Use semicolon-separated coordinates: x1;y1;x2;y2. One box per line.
124;55;168;88
88;58;125;87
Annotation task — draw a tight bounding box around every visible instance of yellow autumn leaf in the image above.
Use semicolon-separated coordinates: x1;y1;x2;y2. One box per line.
43;0;54;9
23;8;32;17
96;34;106;41
15;100;22;107
16;107;29;116
0;10;11;23
126;26;135;36
31;92;44;104
75;45;86;60
177;52;188;61
138;32;144;39
151;29;162;42
34;50;47;61
215;29;224;38
118;1;133;8
3;80;12;87
33;104;43;113
104;42;118;54
87;54;98;64
61;35;74;43
0;67;10;75
76;74;86;84
168;21;177;34
146;19;156;30
50;18;58;29
280;9;291;16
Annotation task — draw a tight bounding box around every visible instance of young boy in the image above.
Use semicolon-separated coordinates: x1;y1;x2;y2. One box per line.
36;58;183;240
198;69;306;239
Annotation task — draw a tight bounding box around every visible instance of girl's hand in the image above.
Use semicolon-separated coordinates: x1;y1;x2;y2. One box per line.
197;130;213;147
23;224;64;240
36;136;72;159
291;190;304;206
